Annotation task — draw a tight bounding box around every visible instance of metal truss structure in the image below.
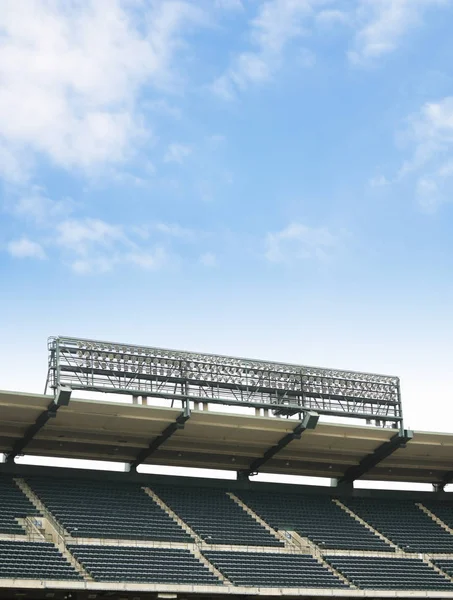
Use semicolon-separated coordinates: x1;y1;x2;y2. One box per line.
46;336;403;429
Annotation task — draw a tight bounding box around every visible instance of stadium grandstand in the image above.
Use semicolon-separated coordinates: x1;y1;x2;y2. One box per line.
3;336;453;599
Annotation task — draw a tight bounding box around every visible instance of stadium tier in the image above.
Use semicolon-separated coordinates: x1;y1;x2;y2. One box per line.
1;468;453;598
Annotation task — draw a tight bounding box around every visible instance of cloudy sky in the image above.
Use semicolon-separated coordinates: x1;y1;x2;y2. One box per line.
1;0;453;453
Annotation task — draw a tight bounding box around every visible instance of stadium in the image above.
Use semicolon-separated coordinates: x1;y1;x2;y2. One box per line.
3;335;453;600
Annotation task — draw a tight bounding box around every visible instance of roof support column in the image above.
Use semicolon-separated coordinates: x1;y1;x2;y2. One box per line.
336;429;413;485
129;401;191;472
4;385;71;463
432;471;453;492
238;410;319;479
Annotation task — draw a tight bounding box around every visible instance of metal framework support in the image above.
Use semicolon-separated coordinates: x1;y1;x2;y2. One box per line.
239;411;319;479
5;386;72;462
129;403;191;472
47;336;404;428
337;429;414;485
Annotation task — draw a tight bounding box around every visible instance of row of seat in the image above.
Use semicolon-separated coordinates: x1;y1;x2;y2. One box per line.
203;550;347;588
27;477;191;542
344;498;453;553
325;556;453;590
236;490;392;551
0;476;39;535
4;539;453;590
68;545;222;584
425;501;453;530
152;485;283;546
433;558;453;577
8;475;453;556
0;540;82;580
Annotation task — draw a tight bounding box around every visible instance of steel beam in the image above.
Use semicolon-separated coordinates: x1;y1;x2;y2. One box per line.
240;411;319;478
337;429;413;485
129;404;191;471
5;386;72;462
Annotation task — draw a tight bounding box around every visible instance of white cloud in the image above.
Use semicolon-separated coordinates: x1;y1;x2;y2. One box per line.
154;222;196;239
265;222;339;263
71;246;167;275
127;247;168;270
7;237;46;260
0;0;206;181
0;143;26;183
3;208;214;273
398;97;453;210
9;186;75;225
56;218;127;255
212;0;316;100
402;97;453;173
199;252;217;267
349;0;448;65
71;257;116;275
164;142;193;164
49;217;180;274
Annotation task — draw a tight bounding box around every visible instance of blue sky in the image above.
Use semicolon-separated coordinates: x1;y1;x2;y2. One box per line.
2;0;453;437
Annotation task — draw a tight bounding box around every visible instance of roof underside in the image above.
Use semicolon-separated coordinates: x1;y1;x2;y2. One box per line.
0;390;451;483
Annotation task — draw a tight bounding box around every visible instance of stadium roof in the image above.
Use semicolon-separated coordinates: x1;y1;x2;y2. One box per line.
1;389;452;484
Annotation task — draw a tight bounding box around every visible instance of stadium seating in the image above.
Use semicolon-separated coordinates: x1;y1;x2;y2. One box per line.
343;498;453;553
152;485;283;546
423;500;453;529
432;558;453;578
0;476;40;535
27;477;192;542
204;550;347;588
236;490;391;550
325;555;453;590
6;472;453;592
69;545;222;584
0;540;82;580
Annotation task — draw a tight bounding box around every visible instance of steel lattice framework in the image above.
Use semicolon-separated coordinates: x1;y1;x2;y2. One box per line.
46;336;403;427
